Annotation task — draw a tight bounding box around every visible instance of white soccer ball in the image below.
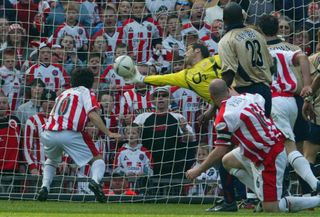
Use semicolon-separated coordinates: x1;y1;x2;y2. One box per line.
113;55;136;79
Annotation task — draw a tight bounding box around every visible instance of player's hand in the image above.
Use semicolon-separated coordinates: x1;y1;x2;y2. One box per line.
186;167;201;180
300;85;312;98
302;101;316;122
300;85;312;97
108;132;122;141
125;66;145;84
179;117;188;132
198;107;215;126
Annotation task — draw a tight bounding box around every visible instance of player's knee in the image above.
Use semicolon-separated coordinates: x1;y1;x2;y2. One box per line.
284;139;296;154
221;154;232;171
44;159;59;168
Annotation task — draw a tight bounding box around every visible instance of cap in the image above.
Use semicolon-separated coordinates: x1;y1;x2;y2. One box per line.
151;86;170;98
39;42;50;50
41;89;57;102
8;23;26;34
105;3;117;12
111;170;126;178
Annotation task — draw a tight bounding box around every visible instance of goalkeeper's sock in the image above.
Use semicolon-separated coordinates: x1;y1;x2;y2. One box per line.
288;150;318;190
91;159;105;184
42;164;56;191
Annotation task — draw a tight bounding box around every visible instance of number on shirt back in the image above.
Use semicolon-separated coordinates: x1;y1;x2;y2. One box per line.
246;40;264;67
53;96;71;115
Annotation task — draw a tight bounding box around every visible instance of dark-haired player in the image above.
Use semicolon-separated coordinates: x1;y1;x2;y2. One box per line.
37;68;120;202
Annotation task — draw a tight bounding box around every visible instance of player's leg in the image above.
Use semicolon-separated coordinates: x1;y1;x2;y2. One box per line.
272;97;320;191
62;131;106;202
38;131;63;201
299;123;320;194
223;148;256;193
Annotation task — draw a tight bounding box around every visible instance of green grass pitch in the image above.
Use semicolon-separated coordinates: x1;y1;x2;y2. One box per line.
0;201;320;217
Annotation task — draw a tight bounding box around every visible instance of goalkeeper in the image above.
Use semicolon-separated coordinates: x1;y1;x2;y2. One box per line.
124;43;222;104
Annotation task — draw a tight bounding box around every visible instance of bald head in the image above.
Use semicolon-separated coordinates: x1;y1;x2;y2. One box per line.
209;79;229;106
223;2;243;26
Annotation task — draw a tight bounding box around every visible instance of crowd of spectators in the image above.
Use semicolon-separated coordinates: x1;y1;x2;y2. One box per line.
0;0;320;197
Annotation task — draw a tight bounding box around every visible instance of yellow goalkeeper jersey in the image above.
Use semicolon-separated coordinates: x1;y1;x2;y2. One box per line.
144;55;222;103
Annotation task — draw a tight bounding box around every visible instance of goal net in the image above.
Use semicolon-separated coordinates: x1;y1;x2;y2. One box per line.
0;0;318;203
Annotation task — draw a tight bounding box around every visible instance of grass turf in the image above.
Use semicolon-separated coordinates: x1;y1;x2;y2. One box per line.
0;201;320;217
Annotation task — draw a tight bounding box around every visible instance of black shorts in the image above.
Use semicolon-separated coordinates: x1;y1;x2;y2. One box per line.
235;83;272;118
307;122;320;145
293;95;310;142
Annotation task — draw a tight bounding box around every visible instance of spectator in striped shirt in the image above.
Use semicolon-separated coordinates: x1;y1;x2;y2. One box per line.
24;89;56;175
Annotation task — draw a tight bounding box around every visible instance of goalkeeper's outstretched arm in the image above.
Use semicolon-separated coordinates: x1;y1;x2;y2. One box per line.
132;67;189;89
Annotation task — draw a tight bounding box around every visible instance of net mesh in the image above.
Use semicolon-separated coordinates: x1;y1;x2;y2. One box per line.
0;0;319;203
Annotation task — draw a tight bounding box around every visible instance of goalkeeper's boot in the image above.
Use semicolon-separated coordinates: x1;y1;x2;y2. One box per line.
88;179;107;203
37;186;48;201
206;201;238;212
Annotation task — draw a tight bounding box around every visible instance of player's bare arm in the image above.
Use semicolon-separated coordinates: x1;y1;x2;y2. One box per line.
88;110;121;139
293;52;313;97
186;146;230;180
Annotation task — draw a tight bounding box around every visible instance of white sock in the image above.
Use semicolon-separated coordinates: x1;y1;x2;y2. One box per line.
288;151;318;190
279;196;320;212
42;164;56;192
91;159;105;184
229;168;256;193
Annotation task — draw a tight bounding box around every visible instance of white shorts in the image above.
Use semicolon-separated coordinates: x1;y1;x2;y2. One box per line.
41;130;99;167
271;96;297;141
232;147;287;202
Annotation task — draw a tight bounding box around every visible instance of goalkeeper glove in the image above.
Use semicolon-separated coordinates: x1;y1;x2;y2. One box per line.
124;66;145;84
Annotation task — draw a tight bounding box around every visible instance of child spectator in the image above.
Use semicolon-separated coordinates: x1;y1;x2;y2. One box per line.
113;123;153;177
90;35;110;65
188;144;221;196
0;49;23;112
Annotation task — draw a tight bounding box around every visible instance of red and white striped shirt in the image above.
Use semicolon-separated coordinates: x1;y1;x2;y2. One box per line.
171;87;201;131
268;49;299;96
119;18;162;62
45;86;99;132
49;22;89;50
0;66;22;111
100;65;134;114
120;89;153;115
26;63;70;91
24;113;47;172
214;93;284;165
